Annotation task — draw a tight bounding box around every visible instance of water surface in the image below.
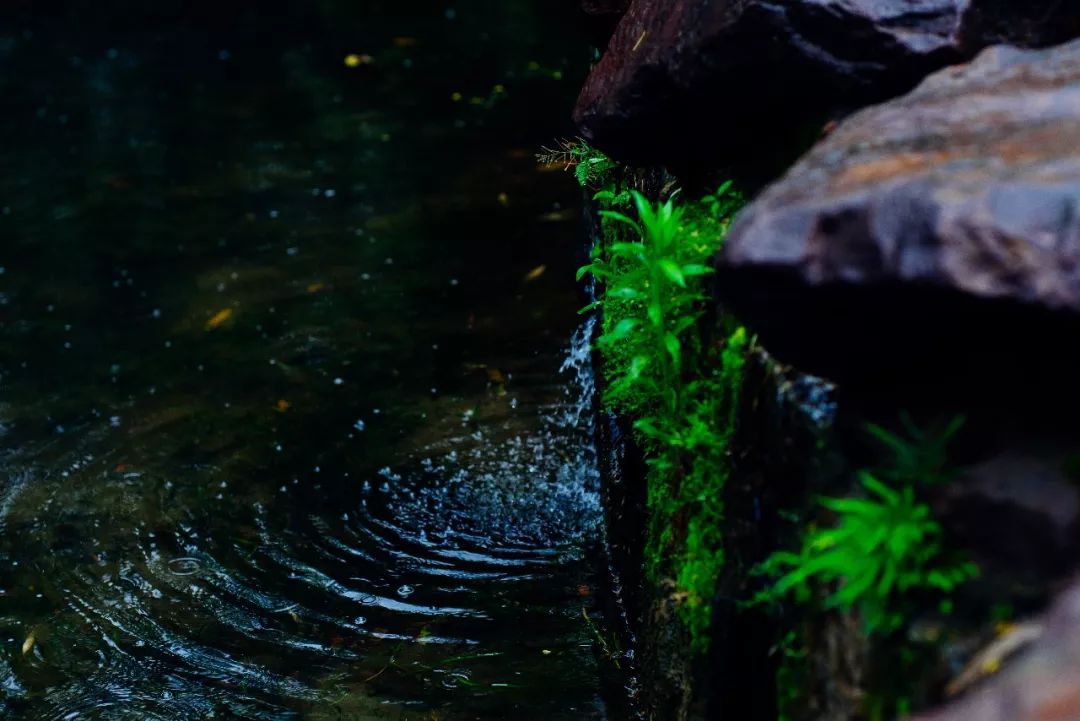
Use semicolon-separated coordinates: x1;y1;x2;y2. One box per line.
0;4;616;719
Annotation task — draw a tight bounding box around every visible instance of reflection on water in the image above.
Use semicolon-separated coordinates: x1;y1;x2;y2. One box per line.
0;3;616;719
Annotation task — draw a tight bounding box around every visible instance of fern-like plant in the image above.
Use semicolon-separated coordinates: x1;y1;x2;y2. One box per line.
867;414;965;487
759;471;977;633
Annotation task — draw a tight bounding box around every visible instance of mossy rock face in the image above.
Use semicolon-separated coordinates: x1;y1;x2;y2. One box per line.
596;340;840;721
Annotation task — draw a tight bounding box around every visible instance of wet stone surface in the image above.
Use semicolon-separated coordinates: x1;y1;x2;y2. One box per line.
0;4;619;720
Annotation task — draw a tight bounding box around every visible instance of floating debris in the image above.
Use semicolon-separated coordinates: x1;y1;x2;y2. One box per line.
205;308;234;330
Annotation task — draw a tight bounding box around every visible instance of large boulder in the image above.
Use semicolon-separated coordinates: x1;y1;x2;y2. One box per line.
573;0;1080;175
714;39;1080;412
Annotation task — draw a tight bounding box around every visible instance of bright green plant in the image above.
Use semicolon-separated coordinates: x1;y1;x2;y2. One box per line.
757;417;976;635
574;175;747;648
579;191;714;416
544;138;749;648
759;470;977;633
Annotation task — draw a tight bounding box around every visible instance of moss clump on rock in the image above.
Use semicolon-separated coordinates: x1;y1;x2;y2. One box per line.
565;141;747;649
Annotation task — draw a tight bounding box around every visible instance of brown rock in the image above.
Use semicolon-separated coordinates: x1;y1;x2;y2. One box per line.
714;40;1080;409
913;579;1080;721
573;0;1080;174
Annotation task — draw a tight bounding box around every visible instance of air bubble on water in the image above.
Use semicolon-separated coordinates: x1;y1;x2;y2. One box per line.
333;377;344;386
353;419;366;432
397;585;414;598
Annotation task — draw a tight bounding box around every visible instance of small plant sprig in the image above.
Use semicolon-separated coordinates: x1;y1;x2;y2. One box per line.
701;180;743;227
536;138;619;189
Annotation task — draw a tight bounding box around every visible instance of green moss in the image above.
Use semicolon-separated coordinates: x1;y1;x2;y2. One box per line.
562;141;748;650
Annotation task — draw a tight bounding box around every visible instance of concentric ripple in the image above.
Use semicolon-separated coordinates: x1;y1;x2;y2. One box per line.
0;323;608;720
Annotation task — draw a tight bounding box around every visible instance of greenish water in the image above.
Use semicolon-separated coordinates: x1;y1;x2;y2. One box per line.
0;4;621;719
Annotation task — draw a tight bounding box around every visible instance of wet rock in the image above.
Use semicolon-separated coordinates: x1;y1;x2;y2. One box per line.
715;39;1080;409
913;580;1080;721
573;0;1080;175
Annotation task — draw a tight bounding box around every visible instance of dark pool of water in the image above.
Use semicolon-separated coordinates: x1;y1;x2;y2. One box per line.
0;4;621;719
